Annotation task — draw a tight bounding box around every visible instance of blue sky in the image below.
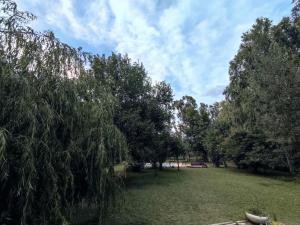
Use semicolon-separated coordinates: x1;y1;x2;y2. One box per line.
16;0;292;104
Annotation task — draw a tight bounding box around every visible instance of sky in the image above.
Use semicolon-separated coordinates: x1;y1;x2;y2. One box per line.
16;0;292;105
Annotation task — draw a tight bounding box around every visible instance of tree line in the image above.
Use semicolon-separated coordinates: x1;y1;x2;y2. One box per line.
1;0;300;225
153;1;300;175
200;0;300;173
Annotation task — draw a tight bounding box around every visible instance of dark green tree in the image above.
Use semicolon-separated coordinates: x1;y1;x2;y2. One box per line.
91;55;174;166
175;96;209;161
0;1;127;224
205;102;229;167
224;3;300;173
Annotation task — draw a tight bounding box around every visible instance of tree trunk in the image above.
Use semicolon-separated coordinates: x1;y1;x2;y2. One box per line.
176;155;180;171
284;149;294;174
159;162;163;171
153;162;158;176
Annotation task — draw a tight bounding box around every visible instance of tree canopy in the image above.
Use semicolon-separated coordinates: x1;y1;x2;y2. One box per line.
0;1;178;224
208;1;300;173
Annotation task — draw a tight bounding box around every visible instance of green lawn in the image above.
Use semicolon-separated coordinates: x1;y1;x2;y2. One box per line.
104;168;300;225
74;168;300;225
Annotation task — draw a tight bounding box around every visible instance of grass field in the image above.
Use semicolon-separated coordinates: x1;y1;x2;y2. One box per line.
75;168;300;225
104;168;300;225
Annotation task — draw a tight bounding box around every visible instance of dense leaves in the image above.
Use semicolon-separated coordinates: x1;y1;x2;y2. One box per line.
214;1;300;173
0;1;178;224
204;102;230;167
188;1;300;172
0;1;127;224
91;54;174;166
175;96;209;161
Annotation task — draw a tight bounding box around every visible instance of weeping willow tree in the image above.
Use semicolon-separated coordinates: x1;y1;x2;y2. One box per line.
0;1;127;224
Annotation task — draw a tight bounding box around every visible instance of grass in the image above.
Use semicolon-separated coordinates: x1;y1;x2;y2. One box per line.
78;168;300;225
114;163;126;173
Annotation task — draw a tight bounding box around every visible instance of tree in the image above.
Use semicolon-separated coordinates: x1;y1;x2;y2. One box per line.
150;81;174;170
91;55;175;169
198;103;210;161
224;4;300;173
205;102;229;167
91;54;152;163
175;96;209;161
0;1;127;224
168;134;184;171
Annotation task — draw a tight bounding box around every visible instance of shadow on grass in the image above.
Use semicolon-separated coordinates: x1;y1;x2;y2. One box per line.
72;169;183;225
71;209;150;225
105;218;149;225
73;217;149;225
225;167;300;183
71;206;98;225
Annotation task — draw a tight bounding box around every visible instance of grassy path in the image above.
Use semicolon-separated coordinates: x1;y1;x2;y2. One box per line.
105;168;300;225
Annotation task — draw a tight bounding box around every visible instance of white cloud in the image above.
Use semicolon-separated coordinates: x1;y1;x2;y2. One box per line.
15;0;292;104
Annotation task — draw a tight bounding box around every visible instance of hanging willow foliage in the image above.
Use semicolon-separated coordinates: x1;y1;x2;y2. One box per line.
0;1;127;225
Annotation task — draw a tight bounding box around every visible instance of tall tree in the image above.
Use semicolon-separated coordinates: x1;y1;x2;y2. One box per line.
175;96;209;161
0;1;127;224
150;81;174;169
205;102;230;167
224;5;300;173
91;55;174;166
91;54;152;163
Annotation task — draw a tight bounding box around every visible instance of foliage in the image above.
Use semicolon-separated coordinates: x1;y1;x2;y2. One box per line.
0;1;127;224
175;96;209;161
167;134;185;170
220;2;300;173
204;102;230;167
0;1;179;223
92;53;174;166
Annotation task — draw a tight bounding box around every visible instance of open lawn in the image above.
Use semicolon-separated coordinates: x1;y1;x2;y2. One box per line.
79;168;300;225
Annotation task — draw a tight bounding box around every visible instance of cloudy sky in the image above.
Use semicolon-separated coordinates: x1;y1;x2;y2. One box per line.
16;0;292;104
